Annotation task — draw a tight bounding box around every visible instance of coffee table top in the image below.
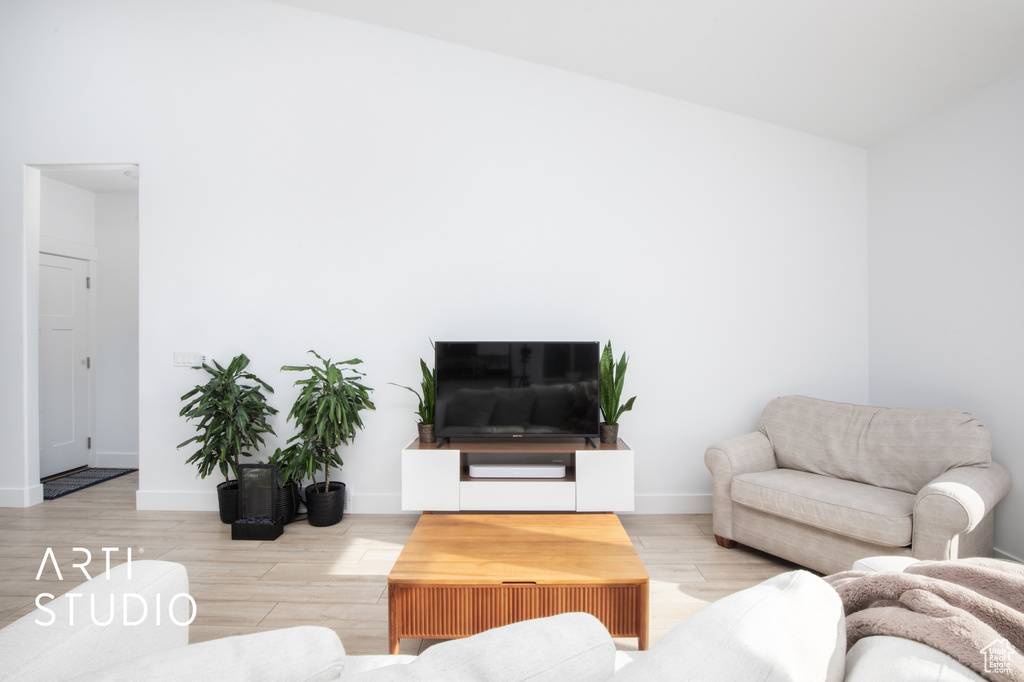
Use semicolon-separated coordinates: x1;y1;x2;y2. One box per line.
389;513;648;585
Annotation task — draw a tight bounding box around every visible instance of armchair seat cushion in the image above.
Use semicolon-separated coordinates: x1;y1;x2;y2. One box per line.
732;469;915;547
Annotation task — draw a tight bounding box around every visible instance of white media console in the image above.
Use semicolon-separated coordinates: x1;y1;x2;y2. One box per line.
400;437;634;512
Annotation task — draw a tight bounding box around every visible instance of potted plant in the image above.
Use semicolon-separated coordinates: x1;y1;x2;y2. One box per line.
389;353;436;443
281;350;375;526
177;353;277;523
267;447;302;525
598;341;636;443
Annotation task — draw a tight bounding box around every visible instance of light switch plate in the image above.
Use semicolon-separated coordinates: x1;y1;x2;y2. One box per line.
173;351;206;367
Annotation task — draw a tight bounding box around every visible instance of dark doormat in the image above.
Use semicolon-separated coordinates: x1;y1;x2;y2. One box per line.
43;468;137;500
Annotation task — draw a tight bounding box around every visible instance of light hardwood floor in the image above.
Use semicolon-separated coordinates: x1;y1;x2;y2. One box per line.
0;472;797;654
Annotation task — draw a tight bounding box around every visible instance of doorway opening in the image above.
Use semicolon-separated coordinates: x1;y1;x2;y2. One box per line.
32;164;139;490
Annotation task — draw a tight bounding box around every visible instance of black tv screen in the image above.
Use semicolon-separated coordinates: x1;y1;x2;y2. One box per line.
434;341;600;439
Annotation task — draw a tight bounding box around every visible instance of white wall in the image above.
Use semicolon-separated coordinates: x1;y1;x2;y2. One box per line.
94;192;139;468
869;67;1024;560
40;177;96;244
0;0;869;512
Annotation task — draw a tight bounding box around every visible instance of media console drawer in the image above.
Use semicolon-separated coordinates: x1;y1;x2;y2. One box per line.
459;480;576;511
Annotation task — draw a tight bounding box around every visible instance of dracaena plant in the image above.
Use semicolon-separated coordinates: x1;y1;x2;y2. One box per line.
267;446;301;486
599;341;636;425
388;352;436;425
177;353;277;483
281;351;375;492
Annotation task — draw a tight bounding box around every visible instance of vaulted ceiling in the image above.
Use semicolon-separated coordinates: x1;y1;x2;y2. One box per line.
272;0;1024;147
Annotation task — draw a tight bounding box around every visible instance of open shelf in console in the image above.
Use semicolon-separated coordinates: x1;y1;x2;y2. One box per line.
459;467;577;483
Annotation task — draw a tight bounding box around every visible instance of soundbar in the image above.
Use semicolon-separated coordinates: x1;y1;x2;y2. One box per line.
467;463;566;479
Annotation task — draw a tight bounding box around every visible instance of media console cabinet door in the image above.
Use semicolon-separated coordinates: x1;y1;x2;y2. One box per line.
401;445;460;511
576;446;634;512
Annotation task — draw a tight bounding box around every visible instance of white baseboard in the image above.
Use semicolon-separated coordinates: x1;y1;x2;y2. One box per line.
136;490;219;512
346;492;416;514
91;452;139;469
134;489;412;514
346;492;714;515
0;484;45;508
628;493;713;514
133;489;714;515
994;547;1023;564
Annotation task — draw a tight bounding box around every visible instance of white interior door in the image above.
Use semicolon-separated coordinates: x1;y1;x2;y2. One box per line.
39;253;90;478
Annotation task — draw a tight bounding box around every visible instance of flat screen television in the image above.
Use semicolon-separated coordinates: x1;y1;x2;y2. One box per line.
434;341;600;442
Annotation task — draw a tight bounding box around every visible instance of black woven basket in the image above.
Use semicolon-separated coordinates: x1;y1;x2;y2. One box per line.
277;481;300;525
217;481;240;524
304;481;345;527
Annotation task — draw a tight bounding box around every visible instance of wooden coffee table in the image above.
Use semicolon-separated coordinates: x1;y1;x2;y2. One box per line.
387;513;649;654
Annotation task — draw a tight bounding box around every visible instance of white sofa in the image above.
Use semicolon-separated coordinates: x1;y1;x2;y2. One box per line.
705;395;1012;575
2;558;1004;681
0;559;847;681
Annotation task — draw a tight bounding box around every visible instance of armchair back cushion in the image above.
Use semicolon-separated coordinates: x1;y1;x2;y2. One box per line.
759;396;991;494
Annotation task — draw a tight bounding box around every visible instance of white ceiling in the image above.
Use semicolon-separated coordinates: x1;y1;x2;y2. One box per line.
272;0;1024;147
40;165;139;194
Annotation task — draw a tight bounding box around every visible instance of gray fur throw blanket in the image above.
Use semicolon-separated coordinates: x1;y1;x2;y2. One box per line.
825;558;1024;682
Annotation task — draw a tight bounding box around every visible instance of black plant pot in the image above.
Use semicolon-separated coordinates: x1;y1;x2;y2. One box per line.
305;482;345;527
277;481;301;525
217;480;240;524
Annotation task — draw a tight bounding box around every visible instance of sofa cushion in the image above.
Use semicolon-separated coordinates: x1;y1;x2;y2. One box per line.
732;468;915;546
342;654;417;675
67;626;346;682
0;560;190;682
845;636;985;682
345;613;615;682
852;556;923;573
615;570;846;682
759;395;991;494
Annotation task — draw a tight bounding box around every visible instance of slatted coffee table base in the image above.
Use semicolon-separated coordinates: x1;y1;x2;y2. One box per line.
388;582;648;654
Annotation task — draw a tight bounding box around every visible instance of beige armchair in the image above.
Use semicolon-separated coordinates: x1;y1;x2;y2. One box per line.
704;395;1011;575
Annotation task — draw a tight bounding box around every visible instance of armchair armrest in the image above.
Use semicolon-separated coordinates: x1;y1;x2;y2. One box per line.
912;461;1011;560
705;432;777;477
704;432;777;541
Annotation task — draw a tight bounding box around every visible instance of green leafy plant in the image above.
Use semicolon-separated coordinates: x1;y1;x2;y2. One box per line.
267;446;301;485
599;341;636;425
281;351;375;493
389;357;435;425
177;353;277;483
